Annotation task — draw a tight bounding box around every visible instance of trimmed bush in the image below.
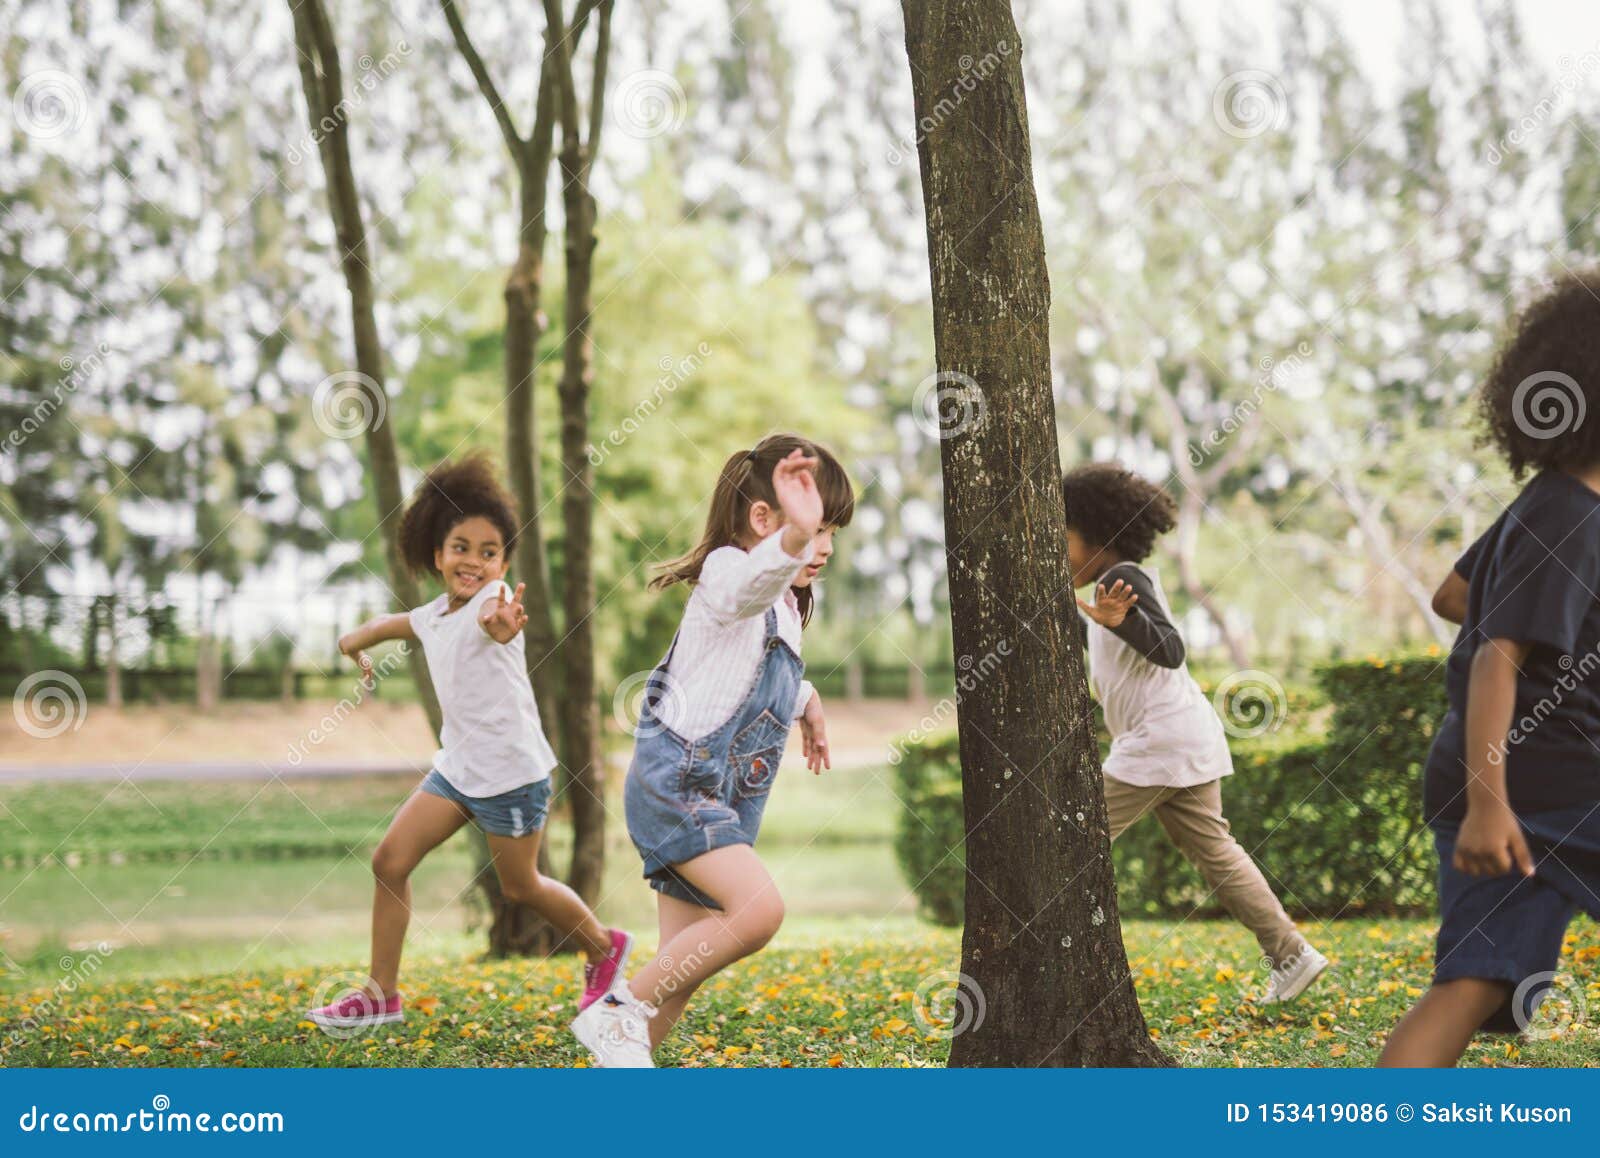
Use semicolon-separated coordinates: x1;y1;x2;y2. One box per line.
890;730;966;926
893;655;1449;926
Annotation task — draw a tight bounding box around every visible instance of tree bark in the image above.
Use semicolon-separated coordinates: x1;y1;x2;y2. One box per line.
542;0;611;906
104;594;122;708
437;0;564;742
288;0;443;737
901;0;1171;1067
437;0;568;956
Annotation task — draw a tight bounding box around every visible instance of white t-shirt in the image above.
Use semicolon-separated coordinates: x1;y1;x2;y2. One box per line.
655;530;817;742
1085;565;1232;788
408;579;558;797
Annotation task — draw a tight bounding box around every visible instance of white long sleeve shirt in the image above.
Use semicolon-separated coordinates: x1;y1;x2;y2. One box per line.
655;529;817;741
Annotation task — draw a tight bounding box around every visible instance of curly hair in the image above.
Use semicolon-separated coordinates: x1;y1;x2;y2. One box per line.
1479;271;1600;478
1060;462;1177;562
397;454;520;577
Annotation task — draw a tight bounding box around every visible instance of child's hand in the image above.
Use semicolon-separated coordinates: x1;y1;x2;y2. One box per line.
1453;801;1535;878
480;582;529;644
1077;578;1138;628
772;448;823;538
799;690;830;774
339;634;376;690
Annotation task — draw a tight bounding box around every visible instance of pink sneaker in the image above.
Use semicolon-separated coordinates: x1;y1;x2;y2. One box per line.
307;990;404;1032
580;929;635;1011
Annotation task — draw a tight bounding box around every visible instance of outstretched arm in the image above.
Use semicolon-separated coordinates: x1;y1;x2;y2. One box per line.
339;613;417;685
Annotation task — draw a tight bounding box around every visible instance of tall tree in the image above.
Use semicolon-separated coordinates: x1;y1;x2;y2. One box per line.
437;0;564;750
287;0;443;735
541;0;613;907
900;0;1169;1066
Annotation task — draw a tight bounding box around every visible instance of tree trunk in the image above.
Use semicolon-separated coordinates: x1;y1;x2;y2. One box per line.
437;0;588;957
196;637;220;711
901;0;1170;1068
544;0;612;907
289;0;442;738
436;0;564;744
104;594;122;708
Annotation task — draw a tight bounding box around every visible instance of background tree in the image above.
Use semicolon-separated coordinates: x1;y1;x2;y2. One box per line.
288;0;443;734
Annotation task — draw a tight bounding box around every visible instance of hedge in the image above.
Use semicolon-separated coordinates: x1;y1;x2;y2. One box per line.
892;655;1449;926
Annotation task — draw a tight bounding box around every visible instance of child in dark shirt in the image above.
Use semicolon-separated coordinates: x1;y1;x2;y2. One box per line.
1381;273;1600;1066
1063;464;1326;1004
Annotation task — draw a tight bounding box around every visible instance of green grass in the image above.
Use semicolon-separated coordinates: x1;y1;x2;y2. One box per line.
5;773;1597;1068
0;764;901;868
3;918;1596;1068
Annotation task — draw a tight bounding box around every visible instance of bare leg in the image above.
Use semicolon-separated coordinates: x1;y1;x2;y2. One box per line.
486;829;612;959
625;845;783;1009
647;893;716;1050
369;790;470;996
1379;978;1511;1067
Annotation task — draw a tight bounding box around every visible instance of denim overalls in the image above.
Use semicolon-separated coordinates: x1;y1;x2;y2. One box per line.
623;606;802;909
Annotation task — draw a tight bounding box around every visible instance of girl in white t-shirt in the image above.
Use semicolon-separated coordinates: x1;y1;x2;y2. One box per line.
1062;462;1326;1005
307;455;631;1033
571;435;854;1067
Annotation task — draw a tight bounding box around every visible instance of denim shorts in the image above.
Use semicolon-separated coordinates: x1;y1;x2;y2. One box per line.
419;770;551;838
1431;802;1600;1032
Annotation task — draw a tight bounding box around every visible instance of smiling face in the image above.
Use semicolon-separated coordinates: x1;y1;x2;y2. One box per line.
433;515;508;606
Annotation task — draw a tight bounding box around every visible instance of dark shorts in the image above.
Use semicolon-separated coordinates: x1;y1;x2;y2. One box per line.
419;770;551;838
1431;802;1600;1033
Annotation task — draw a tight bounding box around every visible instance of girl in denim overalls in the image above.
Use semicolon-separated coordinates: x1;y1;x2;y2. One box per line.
571;434;854;1067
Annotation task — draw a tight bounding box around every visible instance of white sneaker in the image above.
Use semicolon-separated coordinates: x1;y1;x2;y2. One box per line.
1262;945;1329;1004
571;991;657;1068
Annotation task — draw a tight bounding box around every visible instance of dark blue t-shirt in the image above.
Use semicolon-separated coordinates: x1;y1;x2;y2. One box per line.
1425;470;1600;822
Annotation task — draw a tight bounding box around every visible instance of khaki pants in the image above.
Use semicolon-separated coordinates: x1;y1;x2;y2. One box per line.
1105;775;1306;965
